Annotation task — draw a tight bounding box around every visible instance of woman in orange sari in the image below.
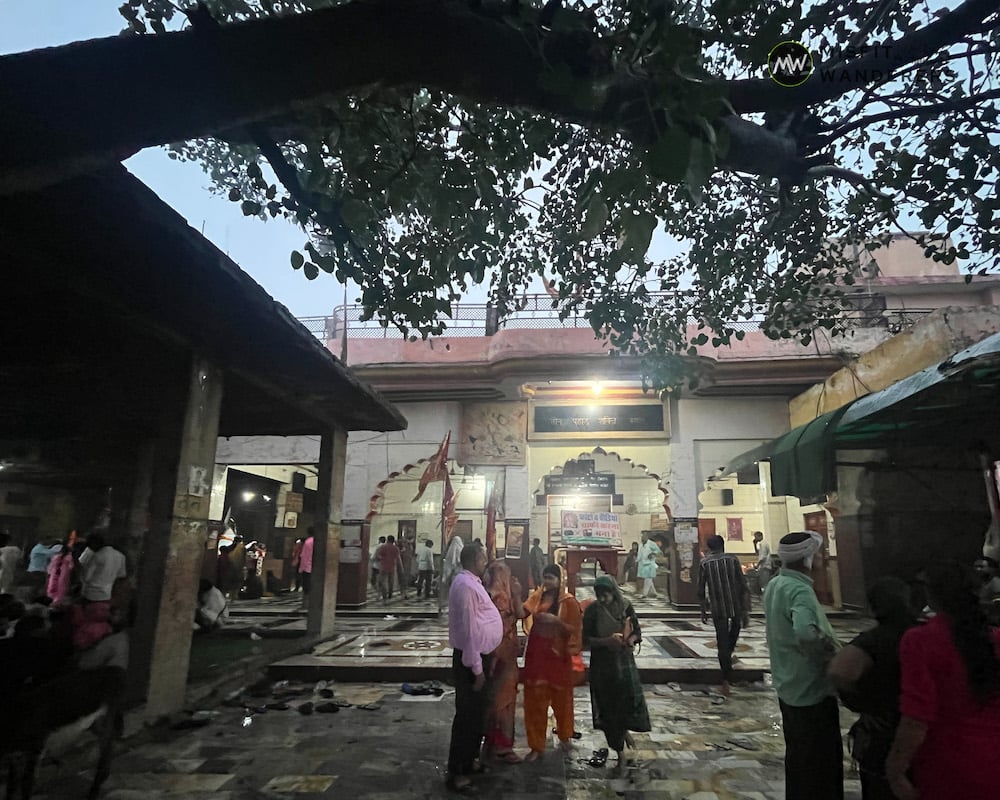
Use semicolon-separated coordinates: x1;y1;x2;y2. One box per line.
482;560;526;763
521;563;583;761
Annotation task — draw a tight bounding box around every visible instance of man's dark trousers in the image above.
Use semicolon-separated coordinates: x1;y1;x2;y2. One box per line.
416;569;433;597
447;649;494;777
778;695;844;799
712;616;741;681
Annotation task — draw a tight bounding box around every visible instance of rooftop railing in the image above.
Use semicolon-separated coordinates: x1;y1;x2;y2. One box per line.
297;293;935;341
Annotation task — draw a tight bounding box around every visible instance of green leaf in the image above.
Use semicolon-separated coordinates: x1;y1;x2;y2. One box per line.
240;200;261;216
647;129;691;183
580;194;609;240
303;262;320;280
339;199;369;229
685;138;716;196
290;250;305;270
619;212;657;258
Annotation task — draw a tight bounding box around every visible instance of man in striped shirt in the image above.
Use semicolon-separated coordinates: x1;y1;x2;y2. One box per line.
698;534;751;696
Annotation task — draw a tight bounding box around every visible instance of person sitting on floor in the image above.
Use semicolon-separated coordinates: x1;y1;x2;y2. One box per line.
194;579;228;630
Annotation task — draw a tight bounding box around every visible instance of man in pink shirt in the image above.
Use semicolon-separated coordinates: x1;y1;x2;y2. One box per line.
298;529;314;610
446;543;503;792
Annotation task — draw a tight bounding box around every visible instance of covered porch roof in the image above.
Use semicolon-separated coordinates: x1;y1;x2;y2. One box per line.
723;330;1000;498
0;166;405;486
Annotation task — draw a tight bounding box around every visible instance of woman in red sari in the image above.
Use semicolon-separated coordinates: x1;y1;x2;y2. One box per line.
886;560;1000;799
482;560;526;763
521;563;583;761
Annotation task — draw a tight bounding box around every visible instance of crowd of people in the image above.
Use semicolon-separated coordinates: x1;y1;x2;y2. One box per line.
442;531;1000;799
445;541;650;793
0;528;132;698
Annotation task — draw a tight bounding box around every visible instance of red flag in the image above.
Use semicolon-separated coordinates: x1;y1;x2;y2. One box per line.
413;431;451;502
484;480;497;560
442;472;460;544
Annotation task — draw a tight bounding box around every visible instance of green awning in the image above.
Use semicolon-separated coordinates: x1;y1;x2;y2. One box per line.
769;405;854;499
721;404;855;499
722;330;1000;500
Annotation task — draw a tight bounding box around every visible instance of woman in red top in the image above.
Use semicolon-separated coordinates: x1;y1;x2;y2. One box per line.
886;560;1000;799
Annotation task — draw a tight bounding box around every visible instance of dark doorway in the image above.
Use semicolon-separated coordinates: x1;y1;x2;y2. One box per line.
223;469;281;550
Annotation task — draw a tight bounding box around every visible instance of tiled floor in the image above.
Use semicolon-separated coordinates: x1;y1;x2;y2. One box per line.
32;679;863;800
261;581;869;683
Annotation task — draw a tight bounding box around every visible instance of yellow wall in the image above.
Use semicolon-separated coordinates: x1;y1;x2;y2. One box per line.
791;307;1000;425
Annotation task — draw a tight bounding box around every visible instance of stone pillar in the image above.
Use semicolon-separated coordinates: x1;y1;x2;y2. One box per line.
307;427;347;638
142;356;224;721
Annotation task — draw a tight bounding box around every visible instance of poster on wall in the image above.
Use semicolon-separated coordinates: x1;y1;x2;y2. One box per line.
505;522;526;559
560;510;623;548
459;401;528;465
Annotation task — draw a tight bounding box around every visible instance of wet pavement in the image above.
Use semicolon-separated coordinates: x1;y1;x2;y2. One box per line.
32;677;863;799
25;580;867;799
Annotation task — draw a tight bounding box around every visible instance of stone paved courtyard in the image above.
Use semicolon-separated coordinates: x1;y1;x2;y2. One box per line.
33;677;861;800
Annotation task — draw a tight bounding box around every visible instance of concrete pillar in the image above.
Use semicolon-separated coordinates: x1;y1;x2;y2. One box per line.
307;427;347;638
142;356;223;721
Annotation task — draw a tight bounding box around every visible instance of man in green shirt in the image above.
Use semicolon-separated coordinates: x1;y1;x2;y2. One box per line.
764;531;843;800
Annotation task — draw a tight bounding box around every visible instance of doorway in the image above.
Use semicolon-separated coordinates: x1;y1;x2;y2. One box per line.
803;511;834;605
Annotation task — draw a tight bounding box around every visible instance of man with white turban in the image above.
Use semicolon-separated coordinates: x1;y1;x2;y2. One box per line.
764;531;843;800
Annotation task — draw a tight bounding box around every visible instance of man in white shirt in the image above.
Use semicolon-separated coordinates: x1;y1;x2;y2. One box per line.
753;531;773;592
442;534;464;592
0;531;23;595
78;533;127;603
415;538;435;599
194;579;229;630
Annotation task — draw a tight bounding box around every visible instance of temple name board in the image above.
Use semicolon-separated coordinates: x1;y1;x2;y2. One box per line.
543;473;615;496
529;402;669;440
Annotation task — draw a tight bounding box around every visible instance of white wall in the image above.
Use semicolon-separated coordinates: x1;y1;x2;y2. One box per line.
671;396;791;517
344;402;462;518
216;435;320;464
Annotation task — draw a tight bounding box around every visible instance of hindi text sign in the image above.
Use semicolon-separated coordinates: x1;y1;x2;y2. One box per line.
560;510;622;548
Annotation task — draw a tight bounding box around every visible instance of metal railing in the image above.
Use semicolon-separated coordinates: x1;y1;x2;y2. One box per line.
297;294;936;341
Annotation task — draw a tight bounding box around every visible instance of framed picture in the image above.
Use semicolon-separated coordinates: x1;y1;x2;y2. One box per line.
459;401;528;465
284;511;298;529
505;523;525;559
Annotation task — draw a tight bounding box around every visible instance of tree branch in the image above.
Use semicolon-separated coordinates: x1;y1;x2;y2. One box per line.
821;88;1000;143
728;0;999;113
0;0;994;195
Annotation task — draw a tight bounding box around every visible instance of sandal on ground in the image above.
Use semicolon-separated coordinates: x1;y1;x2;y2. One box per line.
494;751;523;764
584;748;608;767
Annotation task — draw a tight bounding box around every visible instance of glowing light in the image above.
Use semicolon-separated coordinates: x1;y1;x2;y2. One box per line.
591;381;603;395
242;491;256;502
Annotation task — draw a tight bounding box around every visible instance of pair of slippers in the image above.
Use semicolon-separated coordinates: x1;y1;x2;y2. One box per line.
582;747;609;768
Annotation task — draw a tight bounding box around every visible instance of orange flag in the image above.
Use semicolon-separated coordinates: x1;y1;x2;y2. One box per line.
412;431;451;503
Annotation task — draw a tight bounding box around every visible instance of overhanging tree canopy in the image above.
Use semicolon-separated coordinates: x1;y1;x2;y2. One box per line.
1;0;997;389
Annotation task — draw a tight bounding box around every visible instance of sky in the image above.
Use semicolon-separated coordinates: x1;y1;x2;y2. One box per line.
0;0;347;318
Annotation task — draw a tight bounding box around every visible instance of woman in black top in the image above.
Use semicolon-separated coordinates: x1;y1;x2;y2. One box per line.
828;577;917;800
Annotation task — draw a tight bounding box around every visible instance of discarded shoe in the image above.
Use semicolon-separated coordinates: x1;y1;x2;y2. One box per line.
319;688;335;698
583;748;609;767
315;702;341;714
356;702;381;711
265;702;290;711
298;702;315;715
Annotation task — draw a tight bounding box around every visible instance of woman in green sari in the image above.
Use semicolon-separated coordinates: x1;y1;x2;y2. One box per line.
583;575;651;769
